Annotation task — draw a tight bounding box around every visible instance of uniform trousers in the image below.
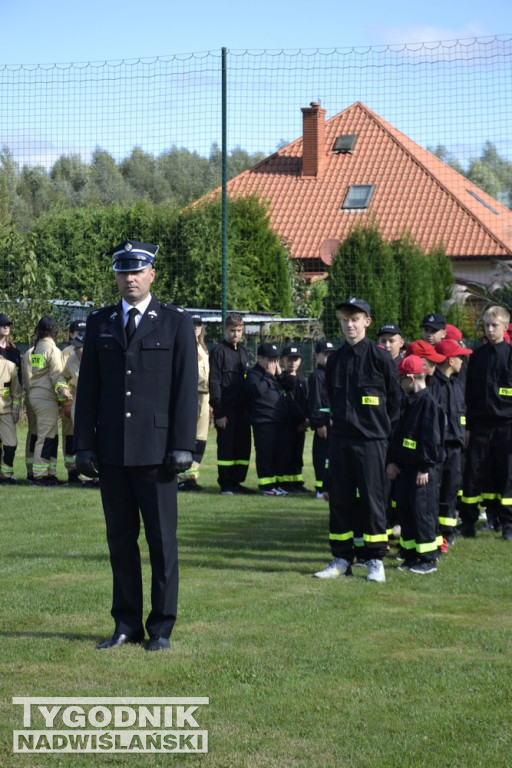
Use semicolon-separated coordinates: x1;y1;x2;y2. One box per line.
216;408;251;490
99;464;179;639
61;411;75;472
328;436;388;561
312;430;329;490
395;465;440;562
0;414;17;478
29;389;59;478
438;442;461;534
252;421;286;489
24;397;37;478
460;422;512;534
281;423;306;487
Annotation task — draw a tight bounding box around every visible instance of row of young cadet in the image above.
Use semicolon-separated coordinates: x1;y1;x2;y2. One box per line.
198;305;512;585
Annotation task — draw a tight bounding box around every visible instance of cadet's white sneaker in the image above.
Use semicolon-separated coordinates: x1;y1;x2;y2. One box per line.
366;559;386;582
313;558;352;579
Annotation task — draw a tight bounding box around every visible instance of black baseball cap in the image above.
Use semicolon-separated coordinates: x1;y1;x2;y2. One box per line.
378;324;403;336
281;345;301;357
315;340;335;354
257;342;279;358
336;297;371;316
421;313;446;330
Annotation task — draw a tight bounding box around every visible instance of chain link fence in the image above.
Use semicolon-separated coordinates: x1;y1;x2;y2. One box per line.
1;36;512;347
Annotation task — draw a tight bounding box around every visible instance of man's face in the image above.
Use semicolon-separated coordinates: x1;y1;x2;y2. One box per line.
378;332;404;359
422;358;436;376
422;325;446;345
339;311;371;345
258;356;278;374
484;317;508;344
449;355;464;374
282;356;301;374
400;375;415;394
225;324;243;346
316;352;330;367
115;267;155;305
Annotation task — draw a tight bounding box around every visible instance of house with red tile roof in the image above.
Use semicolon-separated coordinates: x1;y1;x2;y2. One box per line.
222;101;512;288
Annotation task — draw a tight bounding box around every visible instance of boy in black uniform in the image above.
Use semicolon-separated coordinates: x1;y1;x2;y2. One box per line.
246;343;289;496
308;341;334;498
459;305;512;540
421;313;447;347
429;338;473;549
377;323;405;365
387;355;445;574
209;313;252;495
278;345;309;493
314;298;401;583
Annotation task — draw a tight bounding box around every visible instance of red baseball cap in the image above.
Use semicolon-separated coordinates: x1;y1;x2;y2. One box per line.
444;324;463;341
435;339;473;358
405;340;445;363
398;355;428;376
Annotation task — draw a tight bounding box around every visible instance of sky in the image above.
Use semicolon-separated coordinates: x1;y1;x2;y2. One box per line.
1;0;511;66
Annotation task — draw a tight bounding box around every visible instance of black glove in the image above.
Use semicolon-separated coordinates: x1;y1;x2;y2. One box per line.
164;450;193;476
75;450;100;478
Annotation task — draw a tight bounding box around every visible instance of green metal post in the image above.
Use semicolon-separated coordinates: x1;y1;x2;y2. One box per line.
221;47;228;325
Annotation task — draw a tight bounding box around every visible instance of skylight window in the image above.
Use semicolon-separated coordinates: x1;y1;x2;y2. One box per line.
342;184;375;210
466;189;499;215
333;134;358;154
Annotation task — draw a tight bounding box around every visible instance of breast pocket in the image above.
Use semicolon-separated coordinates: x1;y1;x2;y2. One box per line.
141;338;171;370
358;374;385;406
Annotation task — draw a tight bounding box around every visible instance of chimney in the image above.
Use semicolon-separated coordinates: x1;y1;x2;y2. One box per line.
301;101;327;178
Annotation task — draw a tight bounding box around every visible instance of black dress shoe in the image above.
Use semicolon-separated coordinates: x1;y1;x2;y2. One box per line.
145;635;170;651
96;631;144;650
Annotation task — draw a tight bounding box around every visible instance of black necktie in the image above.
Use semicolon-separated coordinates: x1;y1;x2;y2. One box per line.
126;307;139;343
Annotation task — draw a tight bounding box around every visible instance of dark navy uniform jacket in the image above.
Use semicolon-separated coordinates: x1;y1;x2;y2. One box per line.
387;388;445;472
208;340;250;419
465;340;512;428
74;296;198;465
326;337;401;440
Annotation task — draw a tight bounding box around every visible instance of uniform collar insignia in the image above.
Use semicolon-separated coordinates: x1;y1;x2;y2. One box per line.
109;311;118;321
148;310;158;318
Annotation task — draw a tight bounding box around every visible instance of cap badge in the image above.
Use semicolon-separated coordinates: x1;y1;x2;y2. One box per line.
125;242;133;251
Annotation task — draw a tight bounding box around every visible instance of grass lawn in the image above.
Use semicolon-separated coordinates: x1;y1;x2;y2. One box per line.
1;426;511;767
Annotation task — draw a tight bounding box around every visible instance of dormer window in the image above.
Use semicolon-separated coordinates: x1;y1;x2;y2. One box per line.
342;184;375;210
333;134;358;154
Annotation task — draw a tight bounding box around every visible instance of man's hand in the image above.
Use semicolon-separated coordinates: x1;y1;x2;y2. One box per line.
386;462;401;481
215;416;228;429
416;471;429;487
76;450;100;478
164;450;193;476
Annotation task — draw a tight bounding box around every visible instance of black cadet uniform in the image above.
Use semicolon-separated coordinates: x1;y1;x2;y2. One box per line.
326;336;401;561
388;387;445;565
308;343;334;493
460;339;512;538
74;241;197;648
209;339;251;492
246;350;288;491
429;367;466;540
278;349;309;491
